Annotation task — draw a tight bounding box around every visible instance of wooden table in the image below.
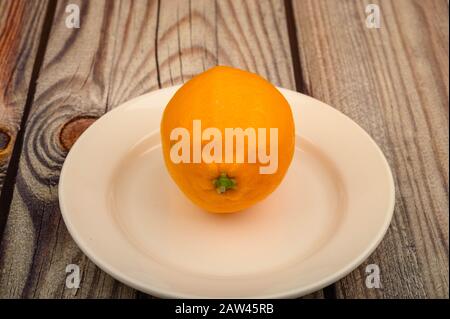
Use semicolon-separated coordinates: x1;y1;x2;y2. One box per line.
0;0;448;299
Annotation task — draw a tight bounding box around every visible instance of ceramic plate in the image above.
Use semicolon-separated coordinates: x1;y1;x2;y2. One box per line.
59;86;395;298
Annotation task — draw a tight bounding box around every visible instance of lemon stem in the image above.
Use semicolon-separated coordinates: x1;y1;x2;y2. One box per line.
213;173;236;194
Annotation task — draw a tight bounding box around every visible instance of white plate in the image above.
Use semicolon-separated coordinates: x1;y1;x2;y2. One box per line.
59;86;395;298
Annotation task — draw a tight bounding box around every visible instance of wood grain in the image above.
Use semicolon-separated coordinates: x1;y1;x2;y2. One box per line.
292;0;449;298
156;0;322;299
156;0;294;89
0;0;159;298
0;0;327;298
0;0;49;193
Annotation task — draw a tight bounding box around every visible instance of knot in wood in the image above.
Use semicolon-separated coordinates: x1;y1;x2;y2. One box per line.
0;128;12;158
59;116;98;151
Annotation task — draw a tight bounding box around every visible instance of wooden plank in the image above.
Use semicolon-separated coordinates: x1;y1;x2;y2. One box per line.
0;0;48;193
157;0;323;299
0;0;325;298
292;0;449;298
157;0;294;89
0;0;159;298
